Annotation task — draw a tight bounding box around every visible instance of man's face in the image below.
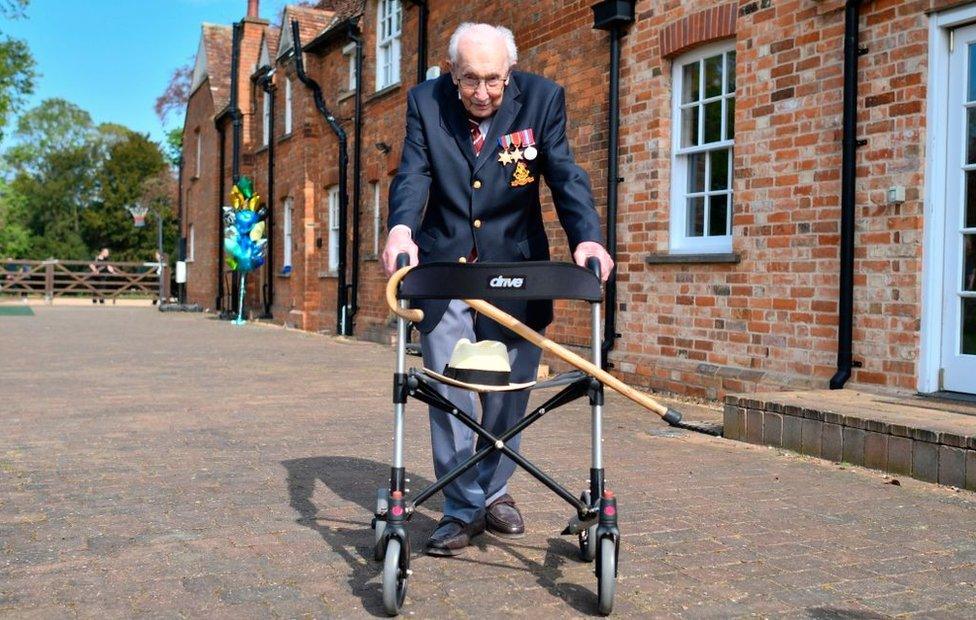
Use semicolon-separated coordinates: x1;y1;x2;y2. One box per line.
451;34;510;119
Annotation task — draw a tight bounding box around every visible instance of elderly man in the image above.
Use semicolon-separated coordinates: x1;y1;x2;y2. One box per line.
383;22;613;556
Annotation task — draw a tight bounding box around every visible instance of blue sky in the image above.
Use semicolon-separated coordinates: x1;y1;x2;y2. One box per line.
4;0;291;146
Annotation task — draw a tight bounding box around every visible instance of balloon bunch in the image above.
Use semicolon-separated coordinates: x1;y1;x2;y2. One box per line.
223;177;268;272
222;177;267;324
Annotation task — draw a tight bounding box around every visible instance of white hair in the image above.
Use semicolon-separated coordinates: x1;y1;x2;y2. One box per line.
448;23;518;67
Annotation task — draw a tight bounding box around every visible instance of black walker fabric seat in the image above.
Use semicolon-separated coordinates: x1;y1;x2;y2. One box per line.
396;261;603;302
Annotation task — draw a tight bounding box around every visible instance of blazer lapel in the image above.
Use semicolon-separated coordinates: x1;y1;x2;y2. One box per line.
473;77;522;178
438;79;477;169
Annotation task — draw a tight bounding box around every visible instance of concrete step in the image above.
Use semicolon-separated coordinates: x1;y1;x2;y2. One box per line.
724;389;976;490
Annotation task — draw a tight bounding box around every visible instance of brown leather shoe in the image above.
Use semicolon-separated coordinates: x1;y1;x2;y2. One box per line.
424;515;485;557
486;494;525;538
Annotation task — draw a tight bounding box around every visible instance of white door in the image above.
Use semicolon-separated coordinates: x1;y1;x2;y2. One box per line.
942;24;976;393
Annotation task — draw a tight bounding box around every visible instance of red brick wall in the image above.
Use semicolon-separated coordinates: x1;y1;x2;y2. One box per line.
182;80;221;311
187;0;937;399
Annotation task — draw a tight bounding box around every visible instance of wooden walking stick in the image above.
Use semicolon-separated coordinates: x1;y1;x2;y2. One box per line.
386;265;682;424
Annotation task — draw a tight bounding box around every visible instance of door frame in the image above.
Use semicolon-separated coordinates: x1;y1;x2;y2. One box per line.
920;4;976;393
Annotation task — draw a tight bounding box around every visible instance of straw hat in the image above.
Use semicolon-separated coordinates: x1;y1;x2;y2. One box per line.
422;338;536;392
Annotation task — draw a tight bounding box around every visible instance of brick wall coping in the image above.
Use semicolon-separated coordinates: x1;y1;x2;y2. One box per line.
726;390;976;447
724;389;976;490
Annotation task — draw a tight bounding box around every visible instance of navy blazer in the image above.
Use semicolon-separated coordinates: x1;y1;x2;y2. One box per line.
389;71;603;333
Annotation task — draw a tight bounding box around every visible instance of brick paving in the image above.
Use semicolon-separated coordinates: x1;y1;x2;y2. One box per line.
2;306;976;618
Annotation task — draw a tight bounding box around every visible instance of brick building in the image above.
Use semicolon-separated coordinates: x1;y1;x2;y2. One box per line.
179;0;976;400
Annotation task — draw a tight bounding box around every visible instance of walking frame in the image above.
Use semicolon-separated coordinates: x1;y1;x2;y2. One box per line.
373;254;682;616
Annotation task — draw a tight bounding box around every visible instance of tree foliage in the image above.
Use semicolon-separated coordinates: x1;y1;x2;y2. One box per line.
0;0;36;142
155;62;192;126
2;98;178;262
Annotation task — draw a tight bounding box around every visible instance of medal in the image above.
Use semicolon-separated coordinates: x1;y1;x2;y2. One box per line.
497;135;515;166
522;129;537;160
510;132;523;162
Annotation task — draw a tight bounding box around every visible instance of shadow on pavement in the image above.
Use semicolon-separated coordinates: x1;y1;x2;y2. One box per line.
282;455;599;615
281;455;438;616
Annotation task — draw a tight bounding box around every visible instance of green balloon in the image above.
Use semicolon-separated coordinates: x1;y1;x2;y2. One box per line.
237;177;254;199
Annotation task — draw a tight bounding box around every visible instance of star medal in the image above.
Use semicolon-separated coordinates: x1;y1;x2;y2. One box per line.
497;134;514;166
510;131;524;162
521;128;538;161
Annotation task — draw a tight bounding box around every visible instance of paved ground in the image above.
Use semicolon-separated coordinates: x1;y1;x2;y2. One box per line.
2;307;976;618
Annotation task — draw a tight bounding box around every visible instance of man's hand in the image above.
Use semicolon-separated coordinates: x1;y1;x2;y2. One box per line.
382;226;419;276
573;241;614;282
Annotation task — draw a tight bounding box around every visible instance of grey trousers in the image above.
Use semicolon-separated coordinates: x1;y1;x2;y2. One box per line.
420;299;542;524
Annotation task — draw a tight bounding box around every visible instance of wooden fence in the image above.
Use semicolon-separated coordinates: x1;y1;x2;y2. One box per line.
0;259;170;303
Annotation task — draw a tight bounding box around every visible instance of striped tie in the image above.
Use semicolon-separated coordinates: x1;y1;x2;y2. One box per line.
468;118;484;155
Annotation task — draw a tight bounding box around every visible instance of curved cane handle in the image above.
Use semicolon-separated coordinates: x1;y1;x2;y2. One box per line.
385;265;424;323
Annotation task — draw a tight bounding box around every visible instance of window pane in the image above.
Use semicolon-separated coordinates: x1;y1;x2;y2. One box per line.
709;194;729;236
725;97;735;140
963;298;976;355
967;170;976;228
682;61;700;103
968;107;976;165
964;234;975;291
962;234;976;291
688;152;706;193
704;100;722;143
687;196;705;237
726;50;736;93
681;106;699;148
709;149;729;191
705;54;723;99
969;43;976;102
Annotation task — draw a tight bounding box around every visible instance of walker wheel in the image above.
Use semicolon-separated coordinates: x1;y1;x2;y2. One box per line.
596;537;617;615
373;488;388;561
382;537;408;616
578;491;597;562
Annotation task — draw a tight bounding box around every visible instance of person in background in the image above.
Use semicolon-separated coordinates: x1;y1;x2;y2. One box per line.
89;248;117;304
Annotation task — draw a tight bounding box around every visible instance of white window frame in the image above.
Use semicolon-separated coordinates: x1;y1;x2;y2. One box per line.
371;181;381;255
261;91;270;147
328;186;340;274
343;42;357;91
375;0;402;90
670;40;736;254
284;77;293;135
283;197;293;272
187;224;195;262
194;130;201;178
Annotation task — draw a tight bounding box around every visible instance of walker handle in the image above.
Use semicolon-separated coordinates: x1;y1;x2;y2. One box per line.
585;256;601;280
396;252;410;270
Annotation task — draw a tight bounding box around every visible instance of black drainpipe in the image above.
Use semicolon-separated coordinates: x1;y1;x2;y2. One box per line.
347;23;364;332
291;19;352;335
407;0;428;82
829;0;863;389
227;21;244;319
257;68;276;318
230;21;243;183
177;153;185;304
592;1;635;370
216;123;226;312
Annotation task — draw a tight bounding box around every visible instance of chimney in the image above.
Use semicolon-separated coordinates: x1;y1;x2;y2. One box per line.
247;0;259;18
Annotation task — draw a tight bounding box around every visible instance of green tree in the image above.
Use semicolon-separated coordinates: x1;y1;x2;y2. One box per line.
5;99;100;258
0;178;31;257
82;130;176;262
0;0;36;142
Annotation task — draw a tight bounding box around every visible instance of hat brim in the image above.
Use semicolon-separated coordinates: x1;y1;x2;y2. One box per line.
421;367;536;392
